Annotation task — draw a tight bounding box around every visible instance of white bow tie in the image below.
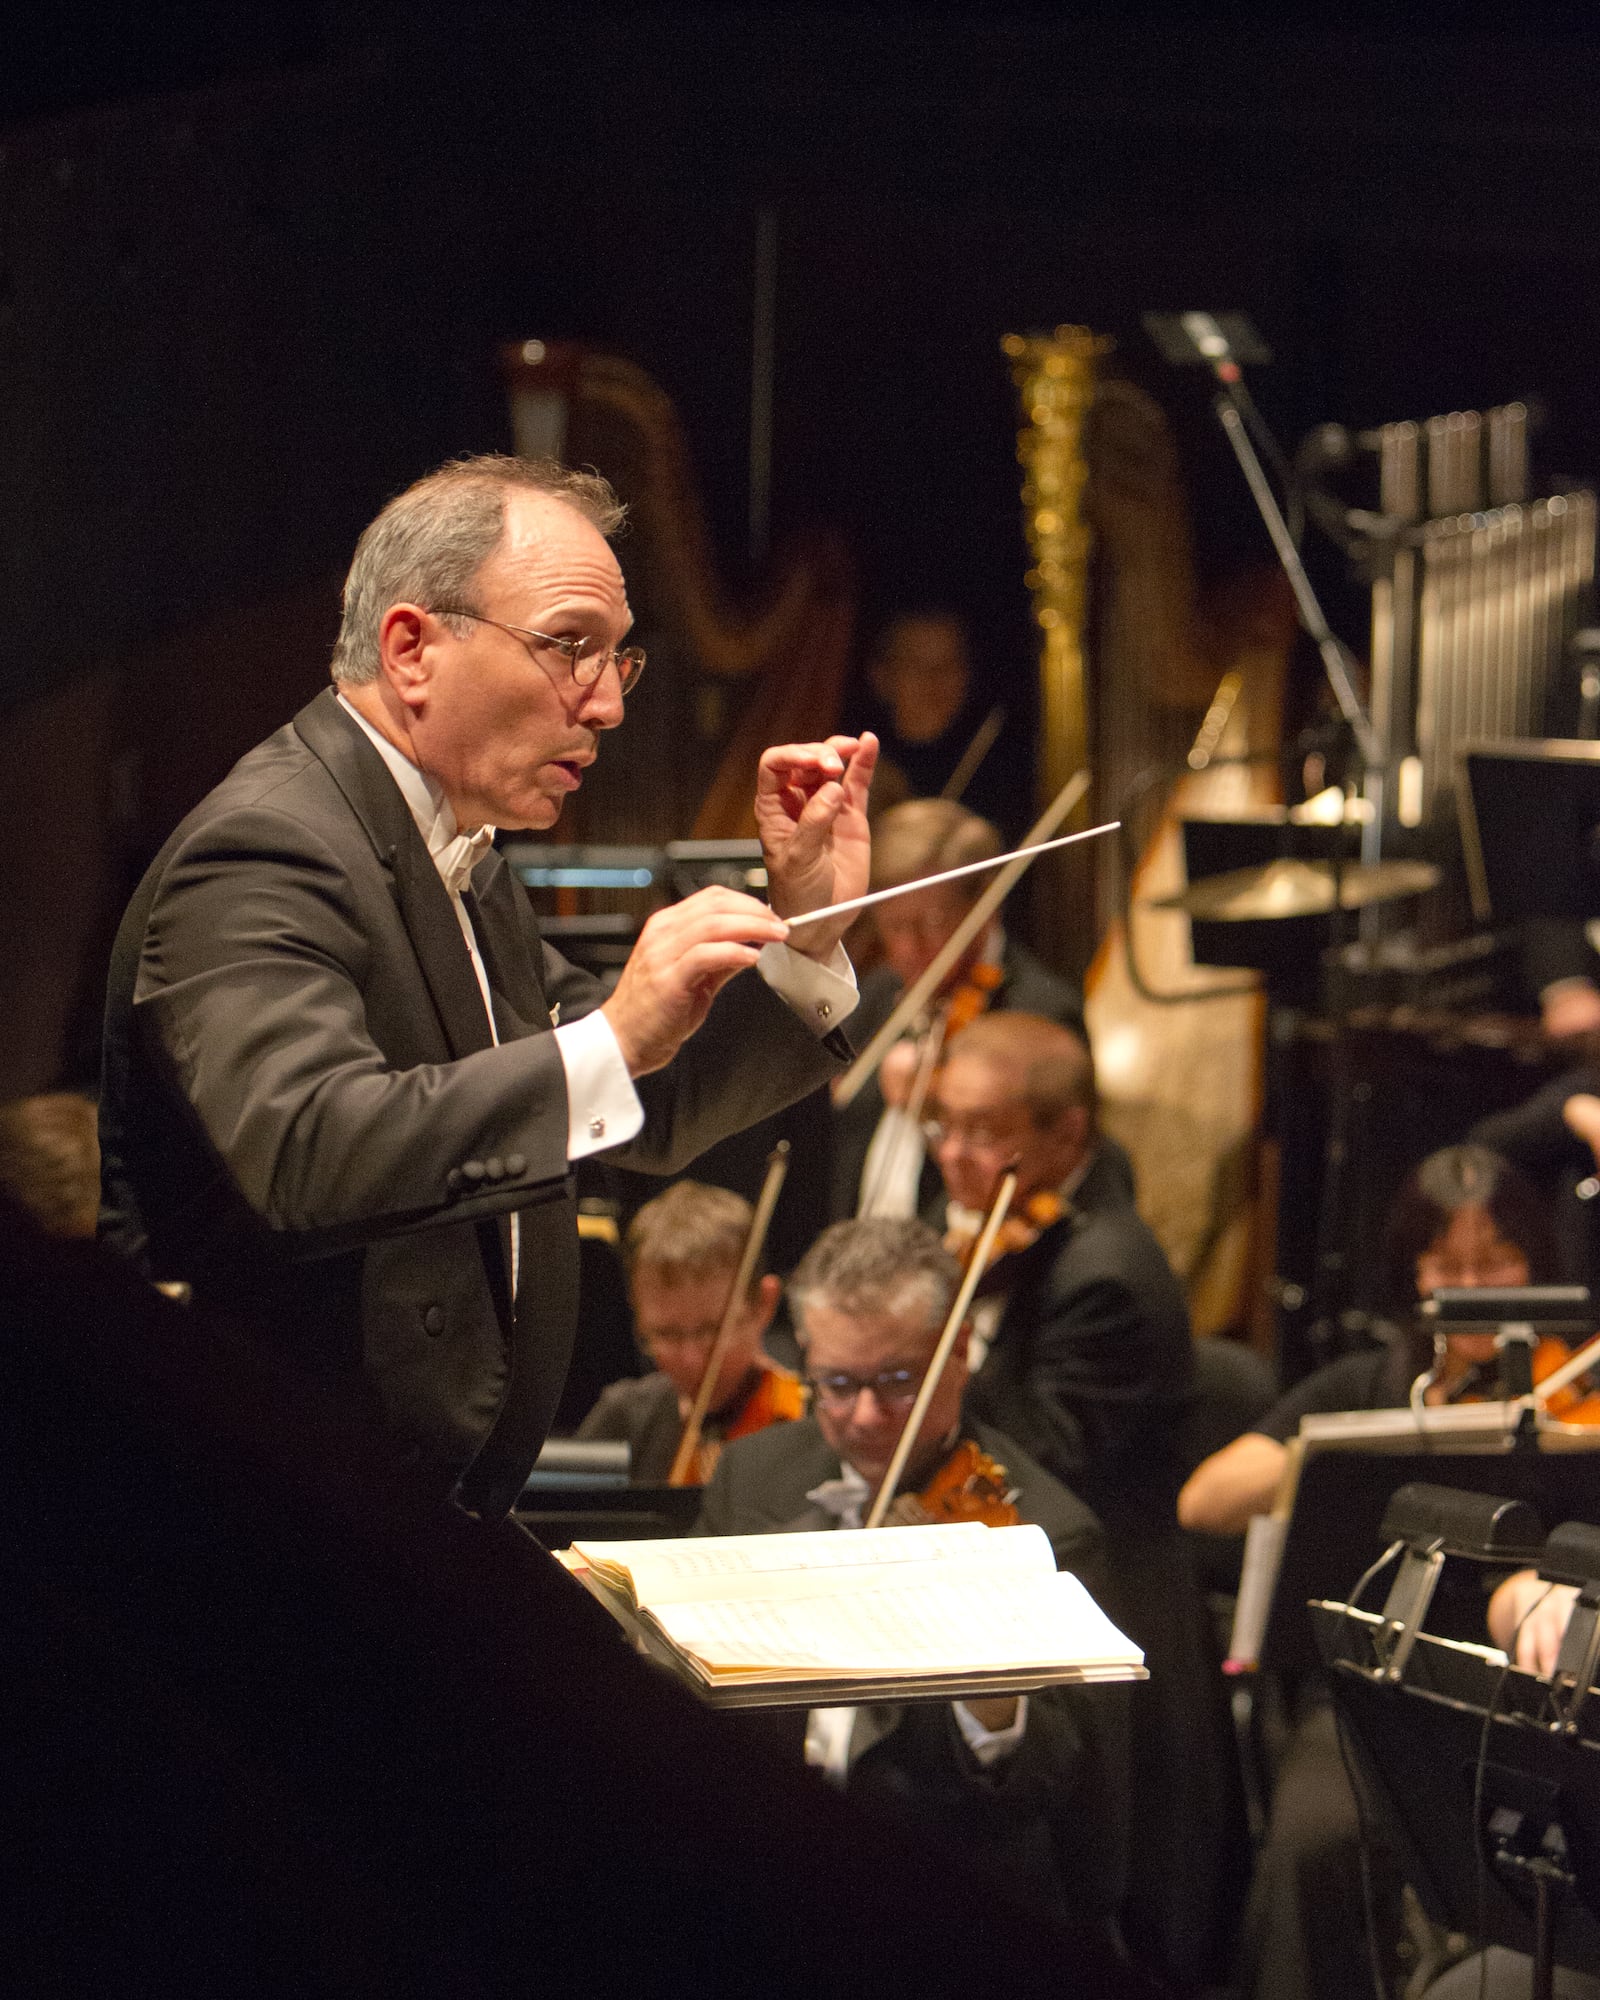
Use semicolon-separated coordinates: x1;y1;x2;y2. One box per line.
434;825;496;899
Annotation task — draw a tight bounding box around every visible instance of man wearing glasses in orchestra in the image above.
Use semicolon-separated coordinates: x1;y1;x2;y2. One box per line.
99;455;875;1519
695;1216;1128;1936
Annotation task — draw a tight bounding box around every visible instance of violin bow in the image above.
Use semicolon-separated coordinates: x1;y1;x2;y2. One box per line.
939;704;1007;806
856;1001;950;1220
667;1141;791;1486
832;769;1092;1110
861;1168;1018;1531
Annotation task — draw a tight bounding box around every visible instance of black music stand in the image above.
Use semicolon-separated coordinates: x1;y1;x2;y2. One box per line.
1461;741;1600;928
1262;1448;1600;1682
513;1483;703;1548
1316;1609;1600;1995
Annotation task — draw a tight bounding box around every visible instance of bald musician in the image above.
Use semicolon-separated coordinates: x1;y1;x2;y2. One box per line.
575;1181;802;1484
831;798;1085;1222
697;1217;1128;1933
928;1011;1231;1988
100;453;875;1518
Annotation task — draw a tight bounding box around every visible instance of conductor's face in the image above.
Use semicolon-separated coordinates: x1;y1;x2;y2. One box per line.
391;491;632;831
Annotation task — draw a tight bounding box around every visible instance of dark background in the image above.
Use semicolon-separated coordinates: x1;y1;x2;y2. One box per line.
4;0;1600;1090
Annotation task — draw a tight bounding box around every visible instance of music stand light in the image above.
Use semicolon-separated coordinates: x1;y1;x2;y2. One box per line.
1367;1482;1545;1682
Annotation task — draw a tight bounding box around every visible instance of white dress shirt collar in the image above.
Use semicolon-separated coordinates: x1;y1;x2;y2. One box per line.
336;692;495;893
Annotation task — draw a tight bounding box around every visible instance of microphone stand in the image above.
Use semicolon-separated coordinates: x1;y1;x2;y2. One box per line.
1178;325;1384;1363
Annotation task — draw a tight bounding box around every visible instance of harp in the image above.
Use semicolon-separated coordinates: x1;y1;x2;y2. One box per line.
1004;327;1297;1339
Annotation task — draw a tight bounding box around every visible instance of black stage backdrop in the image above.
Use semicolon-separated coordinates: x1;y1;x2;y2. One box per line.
4;1;1600;1088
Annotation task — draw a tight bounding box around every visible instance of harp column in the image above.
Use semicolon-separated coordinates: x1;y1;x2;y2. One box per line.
1002;324;1111;974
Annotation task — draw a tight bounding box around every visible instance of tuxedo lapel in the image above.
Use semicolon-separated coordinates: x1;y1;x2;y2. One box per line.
293;691;494;1062
464;858;551;1035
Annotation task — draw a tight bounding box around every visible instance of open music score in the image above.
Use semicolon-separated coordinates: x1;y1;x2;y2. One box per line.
555;1521;1145;1711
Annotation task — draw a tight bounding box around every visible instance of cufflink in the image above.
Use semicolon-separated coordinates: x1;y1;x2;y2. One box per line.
816;1000;832;1021
549;1003;561;1026
589;1115;606;1139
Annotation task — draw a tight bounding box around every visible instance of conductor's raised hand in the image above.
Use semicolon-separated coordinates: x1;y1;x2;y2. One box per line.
755;732;878;961
601;888;791;1078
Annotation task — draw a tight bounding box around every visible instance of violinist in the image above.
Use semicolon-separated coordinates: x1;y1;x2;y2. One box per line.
1179;1145;1560;2000
574;1181;803;1485
695;1216;1129;1933
1179;1146;1561;1539
830;799;1085;1222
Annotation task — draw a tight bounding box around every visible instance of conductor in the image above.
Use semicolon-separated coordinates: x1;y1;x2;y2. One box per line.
98;454;876;1517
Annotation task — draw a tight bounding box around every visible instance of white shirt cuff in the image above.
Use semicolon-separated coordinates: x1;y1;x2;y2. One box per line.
952;1694;1029;1766
554;1010;644;1160
756;940;858;1037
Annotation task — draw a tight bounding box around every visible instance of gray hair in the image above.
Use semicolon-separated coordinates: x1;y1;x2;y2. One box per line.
788;1218;960;1343
329;454;626;685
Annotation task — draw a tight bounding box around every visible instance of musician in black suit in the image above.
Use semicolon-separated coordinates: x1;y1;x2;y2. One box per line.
99;455;876;1518
830;798;1085;1222
931;1010;1232;1988
696;1216;1129;1934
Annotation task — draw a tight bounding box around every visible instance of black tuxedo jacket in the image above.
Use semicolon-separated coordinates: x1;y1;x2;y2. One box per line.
961;1147;1193;1542
99;690;843;1516
829;935;1085;1220
694;1414;1128;1927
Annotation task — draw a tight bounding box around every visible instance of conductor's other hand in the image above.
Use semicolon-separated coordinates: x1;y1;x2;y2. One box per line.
602;888;790;1078
756;732;878;962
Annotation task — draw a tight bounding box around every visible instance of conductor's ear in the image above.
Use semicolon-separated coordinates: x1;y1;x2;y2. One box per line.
378;604;433;708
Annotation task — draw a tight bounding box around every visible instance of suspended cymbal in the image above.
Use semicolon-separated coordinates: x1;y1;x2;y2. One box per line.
1149;856;1441;922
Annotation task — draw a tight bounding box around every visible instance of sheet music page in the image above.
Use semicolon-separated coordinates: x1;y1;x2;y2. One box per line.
646;1567;1142;1679
571;1521;1055;1607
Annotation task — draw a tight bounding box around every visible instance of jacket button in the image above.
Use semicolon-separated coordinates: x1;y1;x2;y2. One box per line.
422;1304;446;1336
484;1156;505;1180
505;1152;527;1176
445;1167;463;1194
461;1160;486;1184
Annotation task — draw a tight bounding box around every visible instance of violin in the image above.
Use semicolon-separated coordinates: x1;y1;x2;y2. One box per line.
1442;1334;1600;1425
884;1438;1022;1528
676;1365;807;1485
945;1188;1066;1270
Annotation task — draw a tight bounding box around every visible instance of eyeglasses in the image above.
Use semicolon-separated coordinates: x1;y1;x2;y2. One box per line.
921;1116;1022;1154
805;1366;923;1411
433;607;646;695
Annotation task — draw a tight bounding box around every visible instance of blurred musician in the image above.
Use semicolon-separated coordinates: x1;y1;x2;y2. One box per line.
830;799;1085;1222
858;611;1030;842
574;1181;801;1485
1180;1145;1558;2000
1179;1146;1558;1537
696;1217;1129;1936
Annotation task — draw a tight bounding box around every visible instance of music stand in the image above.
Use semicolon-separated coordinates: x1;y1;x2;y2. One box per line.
1261;1448;1600;1682
1460;739;1600;926
1316;1607;1600;1995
